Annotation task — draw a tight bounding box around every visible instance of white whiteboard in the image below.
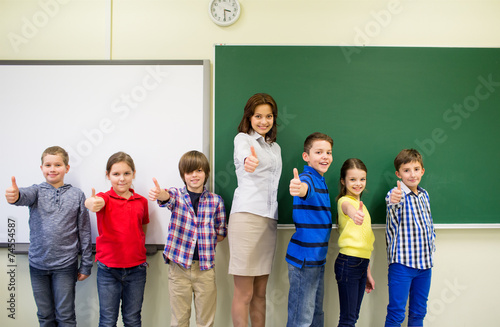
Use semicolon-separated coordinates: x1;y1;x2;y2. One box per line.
0;60;210;245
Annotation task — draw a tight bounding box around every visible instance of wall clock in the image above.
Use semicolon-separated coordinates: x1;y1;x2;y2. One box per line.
209;0;241;26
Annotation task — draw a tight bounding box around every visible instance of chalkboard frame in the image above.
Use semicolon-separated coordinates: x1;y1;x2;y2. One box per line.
213;45;500;227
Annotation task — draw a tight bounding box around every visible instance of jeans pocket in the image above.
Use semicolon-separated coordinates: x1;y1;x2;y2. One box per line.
97;260;109;270
334;256;346;282
347;256;365;268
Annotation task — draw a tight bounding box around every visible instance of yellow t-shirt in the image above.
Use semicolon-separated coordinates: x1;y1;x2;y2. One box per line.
337;195;375;259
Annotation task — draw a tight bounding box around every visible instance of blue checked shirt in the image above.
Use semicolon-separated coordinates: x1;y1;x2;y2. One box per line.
385;182;436;269
160;186;226;271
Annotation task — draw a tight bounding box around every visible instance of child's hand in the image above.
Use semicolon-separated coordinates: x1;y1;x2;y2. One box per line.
77;273;89;281
86;188;105;212
390;180;403;204
365;265;375;293
216;235;225;244
5;176;20;204
149;178;162;201
289;168;302;196
149;178;169;202
365;274;375;293
244;146;259;173
353;201;365;225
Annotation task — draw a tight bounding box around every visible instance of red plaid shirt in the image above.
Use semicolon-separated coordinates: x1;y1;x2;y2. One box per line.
159;187;226;270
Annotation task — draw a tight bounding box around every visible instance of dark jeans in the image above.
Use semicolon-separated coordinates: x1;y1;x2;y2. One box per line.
97;261;147;327
334;253;370;327
29;261;78;327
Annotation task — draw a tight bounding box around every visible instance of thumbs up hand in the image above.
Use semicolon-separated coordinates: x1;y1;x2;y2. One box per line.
390;180;403;204
149;178;162;201
244;146;259;173
5;176;20;204
353;201;365;225
290;168;307;196
149;178;170;202
85;188;105;212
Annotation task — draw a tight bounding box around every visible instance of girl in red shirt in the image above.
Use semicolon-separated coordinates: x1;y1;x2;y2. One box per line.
86;152;149;327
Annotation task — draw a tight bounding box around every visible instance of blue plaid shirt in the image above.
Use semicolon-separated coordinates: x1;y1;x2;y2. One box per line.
160;186;226;270
386;183;436;269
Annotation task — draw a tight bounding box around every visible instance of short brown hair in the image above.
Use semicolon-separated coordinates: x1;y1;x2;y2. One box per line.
41;146;69;166
237;93;278;143
106;152;136;174
303;132;334;154
179;150;210;184
394;149;424;171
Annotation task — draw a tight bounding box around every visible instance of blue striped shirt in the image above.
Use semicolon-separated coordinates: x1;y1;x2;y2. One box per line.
385;183;436;269
286;166;332;268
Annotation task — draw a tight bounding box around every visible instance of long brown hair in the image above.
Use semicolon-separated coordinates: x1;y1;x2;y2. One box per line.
336;158;367;202
237;93;278;143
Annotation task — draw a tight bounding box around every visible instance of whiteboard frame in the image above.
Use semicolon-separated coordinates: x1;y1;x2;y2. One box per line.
0;59;211;247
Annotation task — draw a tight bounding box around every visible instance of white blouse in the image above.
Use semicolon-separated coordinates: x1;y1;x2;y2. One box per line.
230;132;282;219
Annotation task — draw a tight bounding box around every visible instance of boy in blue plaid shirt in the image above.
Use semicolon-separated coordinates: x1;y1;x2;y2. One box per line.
149;150;227;327
385;149;436;327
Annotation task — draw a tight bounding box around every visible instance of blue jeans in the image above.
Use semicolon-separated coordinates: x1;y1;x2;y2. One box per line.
385;263;432;327
286;263;325;327
97;261;147;327
29;261;78;327
334;253;370;327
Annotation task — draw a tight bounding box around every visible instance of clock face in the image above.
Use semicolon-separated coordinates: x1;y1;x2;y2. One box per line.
209;0;240;26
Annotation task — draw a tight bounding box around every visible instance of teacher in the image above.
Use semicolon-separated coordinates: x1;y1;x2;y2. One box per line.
228;93;282;327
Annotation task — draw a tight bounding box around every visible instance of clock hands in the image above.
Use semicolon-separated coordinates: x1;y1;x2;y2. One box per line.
223;8;231;21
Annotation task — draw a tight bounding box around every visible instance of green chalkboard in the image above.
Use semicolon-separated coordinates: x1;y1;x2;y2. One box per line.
214;45;500;225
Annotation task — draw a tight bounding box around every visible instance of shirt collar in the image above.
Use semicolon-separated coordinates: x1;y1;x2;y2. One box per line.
345;194;359;202
249;130;268;143
400;182;423;196
40;182;71;190
303;165;324;180
108;187;138;200
180;186;208;197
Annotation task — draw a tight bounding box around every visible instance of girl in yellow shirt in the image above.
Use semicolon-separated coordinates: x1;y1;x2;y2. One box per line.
334;158;375;327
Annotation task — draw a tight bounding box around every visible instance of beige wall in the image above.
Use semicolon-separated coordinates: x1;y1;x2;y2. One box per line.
1;1;500;326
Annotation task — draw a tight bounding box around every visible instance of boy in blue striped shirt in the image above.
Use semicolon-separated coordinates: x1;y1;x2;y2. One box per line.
286;132;334;327
385;149;436;327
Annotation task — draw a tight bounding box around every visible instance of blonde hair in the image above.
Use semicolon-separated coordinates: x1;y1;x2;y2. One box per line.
41;146;69;166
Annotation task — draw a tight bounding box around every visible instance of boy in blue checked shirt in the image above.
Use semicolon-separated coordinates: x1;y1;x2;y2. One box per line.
149;150;226;327
385;149;436;327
